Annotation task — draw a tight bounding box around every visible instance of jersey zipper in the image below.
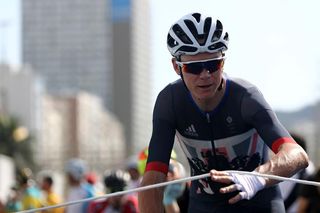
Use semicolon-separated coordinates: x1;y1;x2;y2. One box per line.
206;113;218;168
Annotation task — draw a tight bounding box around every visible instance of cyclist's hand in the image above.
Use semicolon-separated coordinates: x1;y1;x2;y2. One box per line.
210;170;266;204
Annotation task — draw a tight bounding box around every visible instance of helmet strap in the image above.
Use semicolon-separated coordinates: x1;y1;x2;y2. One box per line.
217;78;224;91
179;66;189;91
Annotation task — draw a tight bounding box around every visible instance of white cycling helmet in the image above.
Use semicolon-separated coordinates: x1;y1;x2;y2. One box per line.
167;12;229;58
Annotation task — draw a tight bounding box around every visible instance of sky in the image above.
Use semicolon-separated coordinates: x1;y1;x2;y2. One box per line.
150;0;320;112
0;0;20;65
0;0;319;112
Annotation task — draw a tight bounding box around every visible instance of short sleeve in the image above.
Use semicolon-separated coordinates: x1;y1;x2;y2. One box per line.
241;86;292;153
146;85;177;174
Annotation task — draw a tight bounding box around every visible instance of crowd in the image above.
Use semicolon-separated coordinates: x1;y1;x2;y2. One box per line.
0;142;317;210
0;142;319;213
0;148;191;213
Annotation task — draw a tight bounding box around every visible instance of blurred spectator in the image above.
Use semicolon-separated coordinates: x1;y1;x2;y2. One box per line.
279;132;315;213
18;168;43;211
86;172;98;186
176;181;190;213
85;171;103;196
89;169;139;213
3;186;22;212
163;159;187;213
40;175;64;213
126;160;141;191
296;167;320;213
64;158;94;213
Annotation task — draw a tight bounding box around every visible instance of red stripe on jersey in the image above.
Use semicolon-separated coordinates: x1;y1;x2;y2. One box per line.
271;137;297;153
145;161;168;174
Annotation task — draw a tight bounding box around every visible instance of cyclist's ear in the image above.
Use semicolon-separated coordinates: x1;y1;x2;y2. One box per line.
171;58;181;75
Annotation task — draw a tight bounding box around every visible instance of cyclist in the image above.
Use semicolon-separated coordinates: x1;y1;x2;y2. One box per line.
138;12;309;213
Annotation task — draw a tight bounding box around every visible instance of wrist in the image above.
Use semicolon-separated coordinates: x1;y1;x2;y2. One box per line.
229;171;266;200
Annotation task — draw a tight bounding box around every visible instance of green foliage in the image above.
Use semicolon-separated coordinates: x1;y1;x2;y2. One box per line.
0;114;35;170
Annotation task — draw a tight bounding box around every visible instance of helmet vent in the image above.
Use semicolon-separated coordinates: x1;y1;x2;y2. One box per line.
223;32;229;41
204;17;212;35
208;42;225;50
167;34;178;48
211;20;223;42
172;24;193;44
184;19;208;46
191;13;201;22
176;46;198;53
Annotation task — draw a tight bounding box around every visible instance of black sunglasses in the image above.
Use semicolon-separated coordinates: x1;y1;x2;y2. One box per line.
176;57;225;75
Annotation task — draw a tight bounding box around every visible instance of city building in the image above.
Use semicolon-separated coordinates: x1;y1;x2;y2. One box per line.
22;0;113;109
112;0;153;155
0;63;43;134
38;92;126;172
22;0;153;156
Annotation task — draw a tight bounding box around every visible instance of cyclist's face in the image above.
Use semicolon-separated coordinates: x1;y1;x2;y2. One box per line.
174;52;224;101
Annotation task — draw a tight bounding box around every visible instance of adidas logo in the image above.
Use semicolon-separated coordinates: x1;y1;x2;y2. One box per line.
184;124;198;137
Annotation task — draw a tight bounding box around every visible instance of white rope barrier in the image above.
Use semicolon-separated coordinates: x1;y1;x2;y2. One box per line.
17;170;320;213
227;170;320;187
17;173;210;213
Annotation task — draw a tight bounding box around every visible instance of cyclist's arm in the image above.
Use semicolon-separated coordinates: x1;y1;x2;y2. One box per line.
138;86;177;212
255;141;308;186
211;142;308;204
211;87;309;204
138;171;166;213
242;87;309;186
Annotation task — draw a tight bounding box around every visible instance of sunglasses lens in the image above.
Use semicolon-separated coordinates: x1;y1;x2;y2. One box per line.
184;63;203;74
205;60;223;73
182;59;223;75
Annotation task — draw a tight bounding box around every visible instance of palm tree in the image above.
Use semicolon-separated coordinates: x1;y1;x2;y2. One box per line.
0;114;35;170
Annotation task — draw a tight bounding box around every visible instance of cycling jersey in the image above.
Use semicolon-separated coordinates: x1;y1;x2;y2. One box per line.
146;75;293;212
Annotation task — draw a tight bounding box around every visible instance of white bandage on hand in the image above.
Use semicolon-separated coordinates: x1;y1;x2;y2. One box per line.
229;172;266;200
